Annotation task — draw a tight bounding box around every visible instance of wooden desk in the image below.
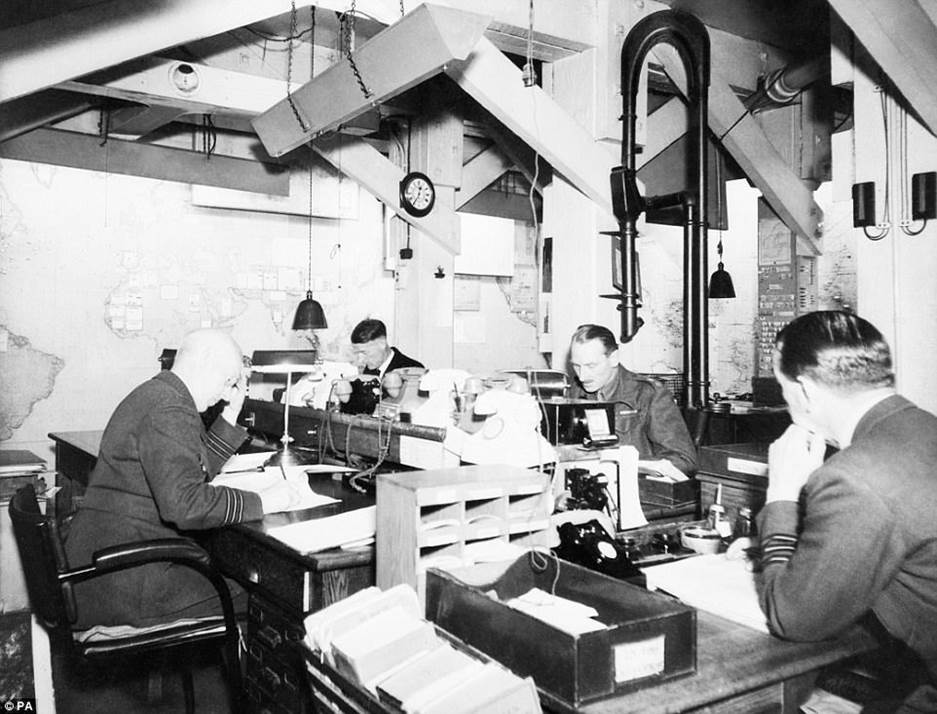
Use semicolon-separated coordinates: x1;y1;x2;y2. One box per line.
48;431;102;519
577;613;877;714
46;430;376;713
294;608;877;714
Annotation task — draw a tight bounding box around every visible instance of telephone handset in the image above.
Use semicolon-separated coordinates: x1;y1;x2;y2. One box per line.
554;520;644;586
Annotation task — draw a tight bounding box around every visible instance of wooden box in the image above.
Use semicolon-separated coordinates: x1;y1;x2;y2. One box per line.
425;556;696;708
697;443;770;524
376;465;553;603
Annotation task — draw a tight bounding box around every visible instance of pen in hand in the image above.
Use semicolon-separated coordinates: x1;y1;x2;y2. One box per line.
221;466;265;475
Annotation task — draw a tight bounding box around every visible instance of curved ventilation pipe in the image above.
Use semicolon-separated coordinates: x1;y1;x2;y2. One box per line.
745;56;827;113
609;9;711;409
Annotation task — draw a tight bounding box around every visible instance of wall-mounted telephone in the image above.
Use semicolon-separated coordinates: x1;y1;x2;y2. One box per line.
554;520;644;587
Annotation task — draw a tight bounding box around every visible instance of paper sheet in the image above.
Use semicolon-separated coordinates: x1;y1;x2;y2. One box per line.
211;467;339;512
643;554;769;633
267;506;376;553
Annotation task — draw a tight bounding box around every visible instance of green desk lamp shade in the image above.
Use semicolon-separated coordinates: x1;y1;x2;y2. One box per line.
292;290;328;330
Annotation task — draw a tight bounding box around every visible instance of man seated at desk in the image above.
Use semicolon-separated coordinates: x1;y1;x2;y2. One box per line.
568;324;697;477
64;329;299;627
760;311;937;709
351;318;423;380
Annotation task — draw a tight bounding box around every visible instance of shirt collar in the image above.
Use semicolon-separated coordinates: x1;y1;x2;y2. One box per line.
598;365;622;402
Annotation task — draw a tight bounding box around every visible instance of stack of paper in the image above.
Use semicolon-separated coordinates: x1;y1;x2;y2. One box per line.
304;583;541;713
267;505;376;552
643;554;769;633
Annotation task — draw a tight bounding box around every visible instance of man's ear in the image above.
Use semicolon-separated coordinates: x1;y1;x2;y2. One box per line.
798;376;823;406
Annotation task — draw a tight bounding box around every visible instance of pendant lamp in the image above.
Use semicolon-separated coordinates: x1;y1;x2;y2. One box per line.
708;234;736;299
292;158;328;330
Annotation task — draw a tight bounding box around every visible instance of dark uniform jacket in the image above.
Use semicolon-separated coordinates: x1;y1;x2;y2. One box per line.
362;346;424;379
569;365;697;475
64;371;262;627
758;395;937;682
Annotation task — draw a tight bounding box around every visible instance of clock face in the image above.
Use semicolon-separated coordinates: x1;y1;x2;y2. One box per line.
400;172;435;217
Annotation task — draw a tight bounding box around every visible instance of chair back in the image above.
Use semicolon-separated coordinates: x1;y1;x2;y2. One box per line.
8;484;75;636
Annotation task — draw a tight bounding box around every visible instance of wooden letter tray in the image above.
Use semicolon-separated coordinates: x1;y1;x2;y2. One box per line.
425;555;696;709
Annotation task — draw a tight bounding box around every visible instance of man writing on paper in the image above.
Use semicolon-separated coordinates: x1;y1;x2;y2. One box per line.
65;329;300;627
568;324;697;478
759;311;937;707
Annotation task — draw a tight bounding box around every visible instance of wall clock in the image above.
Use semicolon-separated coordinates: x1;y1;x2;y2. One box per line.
399;171;436;218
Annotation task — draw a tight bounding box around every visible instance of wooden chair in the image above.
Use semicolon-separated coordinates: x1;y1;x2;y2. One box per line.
8;484;243;713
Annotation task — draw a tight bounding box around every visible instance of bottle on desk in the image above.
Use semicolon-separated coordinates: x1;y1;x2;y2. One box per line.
707;484;733;539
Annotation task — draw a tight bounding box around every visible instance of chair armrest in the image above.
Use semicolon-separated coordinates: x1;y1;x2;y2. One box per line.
90;538;211;571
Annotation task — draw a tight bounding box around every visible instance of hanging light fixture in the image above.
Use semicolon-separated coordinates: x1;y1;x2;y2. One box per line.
289;3;327;331
292;157;328;329
708;233;736;299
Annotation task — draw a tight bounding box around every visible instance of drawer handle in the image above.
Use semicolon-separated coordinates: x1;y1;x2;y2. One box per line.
256;626;282;650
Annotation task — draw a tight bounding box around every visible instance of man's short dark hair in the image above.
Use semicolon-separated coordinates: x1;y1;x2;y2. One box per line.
570;324;618;355
775;310;894;391
351;319;387;344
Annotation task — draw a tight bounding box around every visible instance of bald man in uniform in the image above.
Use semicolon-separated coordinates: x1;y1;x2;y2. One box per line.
65;329;298;627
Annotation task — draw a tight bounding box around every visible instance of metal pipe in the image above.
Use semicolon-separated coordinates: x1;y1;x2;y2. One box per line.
610;9;711;408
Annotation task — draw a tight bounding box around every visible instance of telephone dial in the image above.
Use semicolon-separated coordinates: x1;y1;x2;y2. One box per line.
554;520;645;587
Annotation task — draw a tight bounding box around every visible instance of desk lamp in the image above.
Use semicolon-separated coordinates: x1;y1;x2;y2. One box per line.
250;350;320;467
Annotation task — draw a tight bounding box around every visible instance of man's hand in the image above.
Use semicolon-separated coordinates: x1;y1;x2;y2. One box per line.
259;480;303;514
766;423;826;503
221;368;250;426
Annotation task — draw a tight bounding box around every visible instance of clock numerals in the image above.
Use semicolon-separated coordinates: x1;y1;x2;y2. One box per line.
400;172;435;217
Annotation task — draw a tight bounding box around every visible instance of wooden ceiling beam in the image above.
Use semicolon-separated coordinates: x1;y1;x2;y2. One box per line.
0;128;290;195
828;0;937;137
447;36;616;219
253;4;492;158
455;145;513;208
312;133;460;254
0;0;329;104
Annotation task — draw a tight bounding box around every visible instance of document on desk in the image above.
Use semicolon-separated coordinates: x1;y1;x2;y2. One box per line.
266;505;377;553
211;466;339;512
643;554;769;633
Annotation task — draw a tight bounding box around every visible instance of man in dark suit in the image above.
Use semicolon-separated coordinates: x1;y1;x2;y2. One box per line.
65;329;298;627
350;318;423;379
759;311;937;709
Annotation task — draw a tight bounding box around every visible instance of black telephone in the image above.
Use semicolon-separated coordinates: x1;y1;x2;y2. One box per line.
554;520;645;587
339;377;381;415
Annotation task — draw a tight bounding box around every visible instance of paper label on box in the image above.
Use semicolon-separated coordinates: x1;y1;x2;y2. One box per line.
726;457;769;477
613;634;665;683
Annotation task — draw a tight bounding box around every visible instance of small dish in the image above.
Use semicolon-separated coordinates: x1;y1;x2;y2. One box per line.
680;526;723;554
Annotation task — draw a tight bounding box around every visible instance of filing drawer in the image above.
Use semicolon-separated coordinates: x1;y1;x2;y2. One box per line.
212;527;309;611
248;596;305;656
246;629;303;711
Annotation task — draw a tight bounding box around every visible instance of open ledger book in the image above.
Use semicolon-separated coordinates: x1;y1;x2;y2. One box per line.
212;451;346;512
643;553;769;633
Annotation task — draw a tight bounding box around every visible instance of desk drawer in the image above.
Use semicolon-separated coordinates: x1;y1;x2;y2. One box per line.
249;596;305;657
246;638;303;711
213;527;309;611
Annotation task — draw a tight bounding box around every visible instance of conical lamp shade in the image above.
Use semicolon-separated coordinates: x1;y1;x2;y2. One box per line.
291;291;328;329
708;262;736;299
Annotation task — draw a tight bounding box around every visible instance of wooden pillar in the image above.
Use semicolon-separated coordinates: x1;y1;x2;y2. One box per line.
393;83;463;369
